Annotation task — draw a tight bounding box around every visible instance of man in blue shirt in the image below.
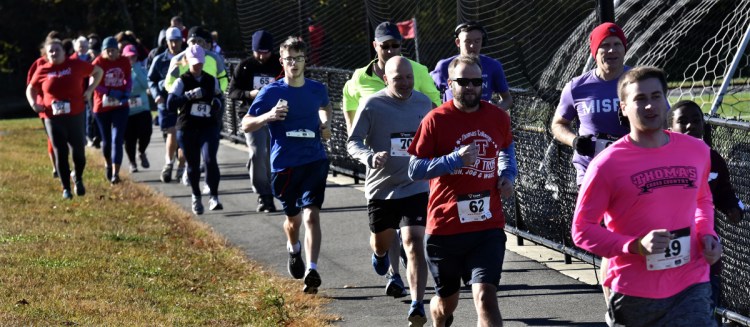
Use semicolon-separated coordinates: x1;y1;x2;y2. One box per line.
241;37;332;295
431;21;513;109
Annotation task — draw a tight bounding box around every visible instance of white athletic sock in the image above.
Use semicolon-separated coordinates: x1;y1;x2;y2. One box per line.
287;241;301;254
309;262;317;270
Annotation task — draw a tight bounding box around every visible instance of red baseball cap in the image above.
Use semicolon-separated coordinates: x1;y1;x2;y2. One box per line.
589;22;627;58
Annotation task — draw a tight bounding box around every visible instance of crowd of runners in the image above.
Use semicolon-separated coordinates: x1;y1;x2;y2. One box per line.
25;17;744;326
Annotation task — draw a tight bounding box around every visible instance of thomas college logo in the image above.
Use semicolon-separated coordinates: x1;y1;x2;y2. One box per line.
630;166;697;194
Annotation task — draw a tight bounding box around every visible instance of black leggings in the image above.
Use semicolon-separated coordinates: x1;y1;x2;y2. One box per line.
45;113;87;190
124;111;153;165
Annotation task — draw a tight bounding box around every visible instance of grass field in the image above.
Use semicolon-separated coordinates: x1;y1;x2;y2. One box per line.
669;90;750;119
0;118;335;326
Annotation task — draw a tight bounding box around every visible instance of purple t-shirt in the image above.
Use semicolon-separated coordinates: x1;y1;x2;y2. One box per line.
555;68;631;184
431;54;510;103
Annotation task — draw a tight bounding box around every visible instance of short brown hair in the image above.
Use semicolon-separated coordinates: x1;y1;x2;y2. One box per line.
448;54;481;79
617;66;668;100
280;36;307;55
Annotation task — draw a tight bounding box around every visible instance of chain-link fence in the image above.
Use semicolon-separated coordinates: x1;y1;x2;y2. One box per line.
229;0;750;320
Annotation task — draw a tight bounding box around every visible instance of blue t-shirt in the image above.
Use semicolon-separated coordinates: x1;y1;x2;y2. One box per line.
248;78;330;171
431;54;510;103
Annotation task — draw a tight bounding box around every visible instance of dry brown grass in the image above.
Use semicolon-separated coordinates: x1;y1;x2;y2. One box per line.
0;118;337;326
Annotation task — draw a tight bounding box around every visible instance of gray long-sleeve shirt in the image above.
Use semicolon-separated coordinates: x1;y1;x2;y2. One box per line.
347;89;432;200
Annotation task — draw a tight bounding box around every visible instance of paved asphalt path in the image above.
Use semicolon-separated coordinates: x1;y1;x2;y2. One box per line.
128;133;607;326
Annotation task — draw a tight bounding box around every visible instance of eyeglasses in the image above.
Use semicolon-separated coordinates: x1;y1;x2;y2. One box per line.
379;43;401;50
452;78;483;87
282;56;306;64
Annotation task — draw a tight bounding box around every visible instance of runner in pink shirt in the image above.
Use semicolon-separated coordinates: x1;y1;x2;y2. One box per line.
572;67;721;326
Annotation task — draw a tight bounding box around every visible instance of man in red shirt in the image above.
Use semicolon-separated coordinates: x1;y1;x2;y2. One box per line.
407;55;514;326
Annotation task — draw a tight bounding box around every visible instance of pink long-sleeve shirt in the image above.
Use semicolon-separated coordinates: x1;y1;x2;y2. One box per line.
572;131;716;299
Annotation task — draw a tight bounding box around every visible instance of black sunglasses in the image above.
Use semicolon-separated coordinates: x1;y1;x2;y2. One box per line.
453;78;483;87
379;43;401;50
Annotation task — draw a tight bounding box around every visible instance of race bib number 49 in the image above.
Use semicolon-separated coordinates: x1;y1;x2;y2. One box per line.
253;76;275;90
457;191;492;223
190;102;212;117
647;227;691;271
390;132;415;157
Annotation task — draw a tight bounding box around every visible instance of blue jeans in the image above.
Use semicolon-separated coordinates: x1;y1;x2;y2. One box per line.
177;126;220;197
94;107;129;166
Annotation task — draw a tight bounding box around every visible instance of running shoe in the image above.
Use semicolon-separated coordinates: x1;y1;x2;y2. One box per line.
208;196;223;211
257;195;277;213
408;304;427;327
139;152;150;169
160;163;173;183
130;163;138;173
372;252;390;276
62;188;73;200
192;196;204;215
303;269;321;294
177;167;188;186
74;179;86;196
52;169;58;178
105;166;113;182
288;247;305;279
111;174;121;185
385;273;408;298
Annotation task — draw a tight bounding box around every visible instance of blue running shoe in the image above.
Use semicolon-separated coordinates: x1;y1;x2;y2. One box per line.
408;304;427;327
385;273;407;298
372;252;390;276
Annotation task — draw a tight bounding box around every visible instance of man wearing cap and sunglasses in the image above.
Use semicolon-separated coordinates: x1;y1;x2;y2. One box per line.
228;30;282;213
342;21;441;132
164;26;228;95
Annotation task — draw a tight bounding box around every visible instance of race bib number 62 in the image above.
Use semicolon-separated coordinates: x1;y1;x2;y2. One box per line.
457;191;492;223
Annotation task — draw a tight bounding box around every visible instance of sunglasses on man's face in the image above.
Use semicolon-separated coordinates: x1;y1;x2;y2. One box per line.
379;43;401;50
452;78;483;87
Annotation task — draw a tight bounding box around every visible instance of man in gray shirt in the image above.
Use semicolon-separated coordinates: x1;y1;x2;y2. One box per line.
347;56;432;326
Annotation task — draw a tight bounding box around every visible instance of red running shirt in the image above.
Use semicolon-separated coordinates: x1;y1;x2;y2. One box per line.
92;56;131;113
408;100;513;235
29;58;94;117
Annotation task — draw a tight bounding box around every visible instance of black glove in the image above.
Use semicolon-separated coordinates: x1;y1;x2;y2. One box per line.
573;134;595;156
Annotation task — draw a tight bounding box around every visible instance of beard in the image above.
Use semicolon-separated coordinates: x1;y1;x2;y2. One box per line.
456;91;481;108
